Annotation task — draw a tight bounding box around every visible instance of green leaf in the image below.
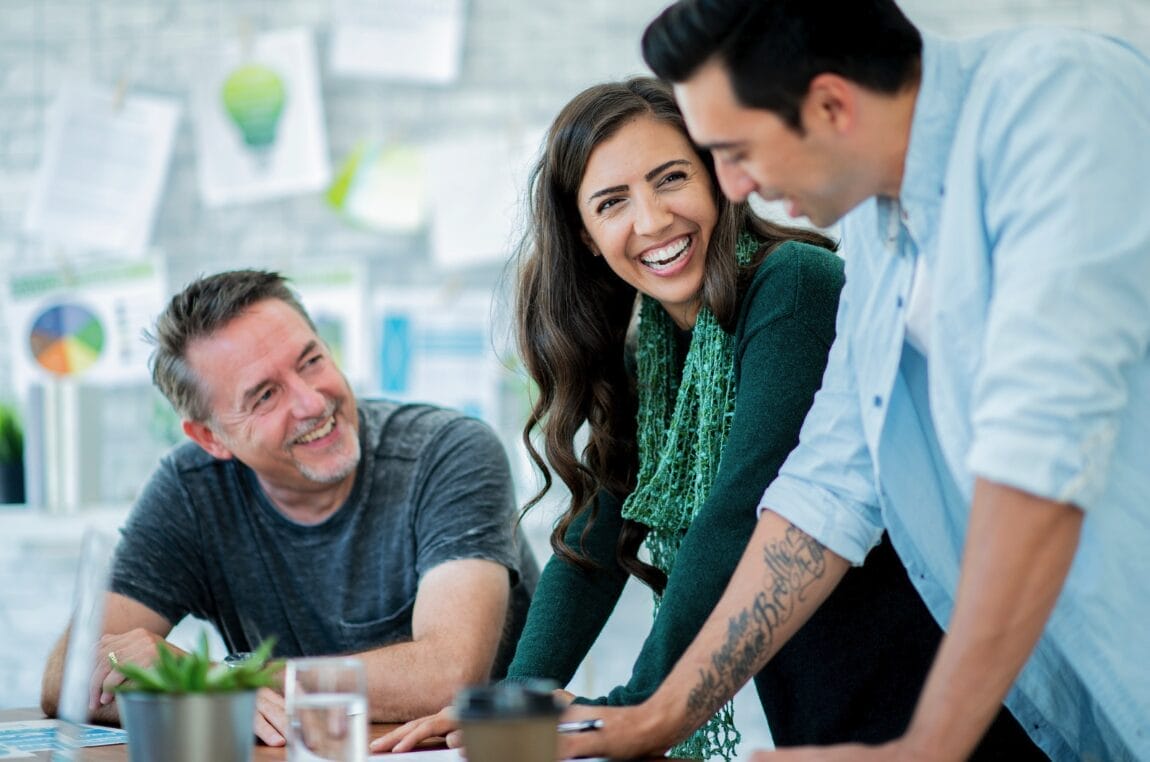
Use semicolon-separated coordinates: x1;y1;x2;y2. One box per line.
115;662;169;693
113;635;281;694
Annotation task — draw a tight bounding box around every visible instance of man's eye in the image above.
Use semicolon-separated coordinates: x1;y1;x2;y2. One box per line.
253;388;275;409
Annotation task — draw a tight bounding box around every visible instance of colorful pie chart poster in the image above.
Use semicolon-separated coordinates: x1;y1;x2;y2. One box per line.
5;261;165;396
28;303;106;377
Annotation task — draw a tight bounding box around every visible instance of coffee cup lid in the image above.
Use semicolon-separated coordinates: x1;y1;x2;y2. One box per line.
455;680;562;720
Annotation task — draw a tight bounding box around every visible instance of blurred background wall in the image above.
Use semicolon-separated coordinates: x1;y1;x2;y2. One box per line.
1;1;1147;757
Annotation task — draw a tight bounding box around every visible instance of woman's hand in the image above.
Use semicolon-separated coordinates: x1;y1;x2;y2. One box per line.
558;703;672;761
369;704;461;754
552;688;576;706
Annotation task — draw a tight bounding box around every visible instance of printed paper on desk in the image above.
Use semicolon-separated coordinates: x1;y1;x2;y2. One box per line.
0;720;126;755
368;751;607;762
330;0;467;84
22;79;179;258
370;750;463;762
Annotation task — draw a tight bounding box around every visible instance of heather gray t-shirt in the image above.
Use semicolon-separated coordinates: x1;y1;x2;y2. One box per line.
111;400;538;677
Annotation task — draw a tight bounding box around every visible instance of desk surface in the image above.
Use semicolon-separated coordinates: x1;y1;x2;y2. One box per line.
0;707;426;761
1;708;686;761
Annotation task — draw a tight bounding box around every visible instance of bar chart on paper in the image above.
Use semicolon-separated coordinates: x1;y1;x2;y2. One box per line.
27;303;105;377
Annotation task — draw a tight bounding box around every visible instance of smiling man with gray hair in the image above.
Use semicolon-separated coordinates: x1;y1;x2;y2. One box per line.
41;268;537;747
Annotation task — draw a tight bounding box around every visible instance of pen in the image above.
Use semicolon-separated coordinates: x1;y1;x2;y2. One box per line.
558;719;605;734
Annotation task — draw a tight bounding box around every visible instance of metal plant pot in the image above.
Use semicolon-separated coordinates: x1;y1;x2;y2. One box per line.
118;691;257;762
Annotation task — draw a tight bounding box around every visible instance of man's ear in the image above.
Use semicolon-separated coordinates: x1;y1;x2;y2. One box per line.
805;73;856;134
182;419;234;461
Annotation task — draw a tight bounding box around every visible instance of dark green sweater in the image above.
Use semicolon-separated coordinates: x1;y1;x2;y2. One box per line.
506;241;938;738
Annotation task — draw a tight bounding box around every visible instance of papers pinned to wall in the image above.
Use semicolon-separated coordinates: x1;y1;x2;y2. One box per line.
192;27;330;206
330;0;467;84
424;128;542;270
373;286;503;425
4;260;166;396
5;261;171;511
326;141;426;233
22;80;180;258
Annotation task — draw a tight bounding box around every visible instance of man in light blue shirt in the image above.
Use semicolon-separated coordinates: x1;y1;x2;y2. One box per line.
557;1;1150;760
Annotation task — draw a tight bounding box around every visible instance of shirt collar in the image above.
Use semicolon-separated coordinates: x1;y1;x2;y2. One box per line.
898;33;967;251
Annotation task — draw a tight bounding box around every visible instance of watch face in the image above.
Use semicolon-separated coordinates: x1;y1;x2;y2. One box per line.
223;651;254;668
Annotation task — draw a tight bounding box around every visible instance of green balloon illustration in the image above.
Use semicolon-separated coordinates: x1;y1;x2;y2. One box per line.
220;63;287;150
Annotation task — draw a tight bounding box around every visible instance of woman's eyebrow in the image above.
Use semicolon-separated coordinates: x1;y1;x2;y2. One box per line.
585;158;692;206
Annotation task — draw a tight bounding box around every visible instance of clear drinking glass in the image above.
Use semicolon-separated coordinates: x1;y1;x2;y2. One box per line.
285;657;368;762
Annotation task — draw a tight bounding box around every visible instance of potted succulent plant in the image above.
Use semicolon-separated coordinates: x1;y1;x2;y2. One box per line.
0;402;24;504
114;634;279;762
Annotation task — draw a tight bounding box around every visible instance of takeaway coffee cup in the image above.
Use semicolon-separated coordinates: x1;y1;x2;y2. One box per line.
456;681;563;762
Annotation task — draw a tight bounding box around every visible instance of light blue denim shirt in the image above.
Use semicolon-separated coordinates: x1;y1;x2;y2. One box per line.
761;29;1150;761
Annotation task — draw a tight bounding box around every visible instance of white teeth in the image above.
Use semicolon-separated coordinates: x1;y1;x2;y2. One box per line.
297;416;334;444
640;237;690;270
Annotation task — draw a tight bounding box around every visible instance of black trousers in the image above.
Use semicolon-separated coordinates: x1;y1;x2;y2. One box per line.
753;535;1048;760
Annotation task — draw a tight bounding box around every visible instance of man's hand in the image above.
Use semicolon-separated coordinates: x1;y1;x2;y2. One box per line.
254;687;288;746
90;629;179;713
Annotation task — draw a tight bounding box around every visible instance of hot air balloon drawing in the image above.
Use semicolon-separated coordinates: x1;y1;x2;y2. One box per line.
220;63;287;154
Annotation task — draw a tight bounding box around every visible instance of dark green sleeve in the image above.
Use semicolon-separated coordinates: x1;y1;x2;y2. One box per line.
503;489;630;686
582;242;844;707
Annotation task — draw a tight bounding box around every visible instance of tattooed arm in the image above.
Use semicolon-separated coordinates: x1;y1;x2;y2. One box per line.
559;510;851;760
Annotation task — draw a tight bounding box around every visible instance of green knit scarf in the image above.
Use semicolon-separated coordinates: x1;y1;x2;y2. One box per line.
620;232;758;761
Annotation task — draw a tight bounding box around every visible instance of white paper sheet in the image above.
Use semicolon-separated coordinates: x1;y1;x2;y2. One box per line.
424;128;542;270
368;749;608;762
22;80;179;257
369;749;463;761
327;141;426;233
331;0;467;84
192;27;331;206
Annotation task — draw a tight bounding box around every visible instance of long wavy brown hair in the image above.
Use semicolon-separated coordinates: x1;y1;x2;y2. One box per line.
516;77;834;592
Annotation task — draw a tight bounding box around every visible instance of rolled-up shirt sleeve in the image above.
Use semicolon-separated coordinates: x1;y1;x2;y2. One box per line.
967;40;1150;512
760;269;885;565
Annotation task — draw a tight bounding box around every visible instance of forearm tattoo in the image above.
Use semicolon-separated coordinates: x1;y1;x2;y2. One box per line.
683;523;827;730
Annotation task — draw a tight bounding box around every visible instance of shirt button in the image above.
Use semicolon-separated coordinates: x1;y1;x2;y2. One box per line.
873;395;883;407
896;296;904;308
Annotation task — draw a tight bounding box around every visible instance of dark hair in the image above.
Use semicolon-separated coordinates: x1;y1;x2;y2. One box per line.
516;76;834;592
642;0;922;130
147;269;315;422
